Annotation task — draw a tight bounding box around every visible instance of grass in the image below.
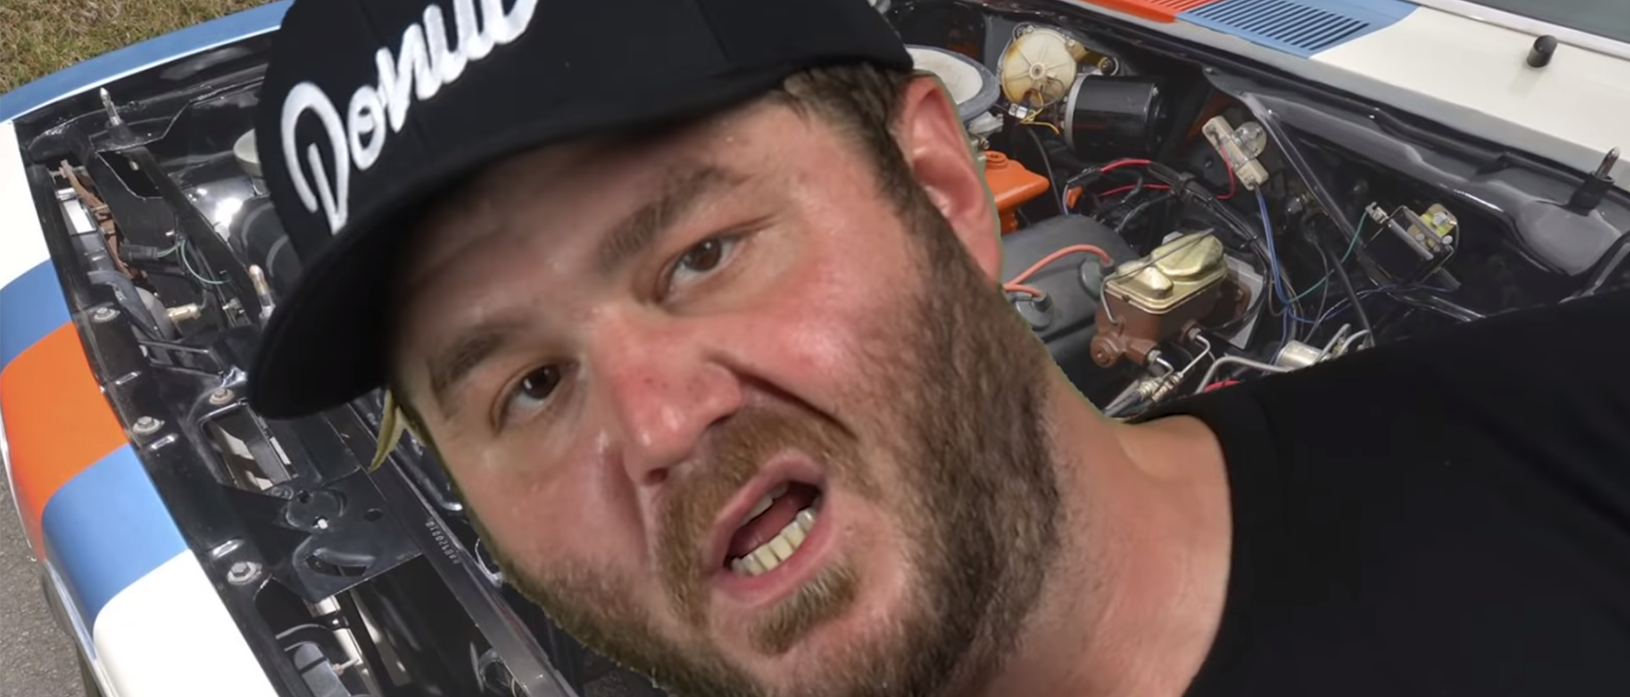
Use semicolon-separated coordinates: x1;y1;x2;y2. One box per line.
0;0;272;95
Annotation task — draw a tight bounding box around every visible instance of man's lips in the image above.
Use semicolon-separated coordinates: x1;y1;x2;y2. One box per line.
705;456;828;575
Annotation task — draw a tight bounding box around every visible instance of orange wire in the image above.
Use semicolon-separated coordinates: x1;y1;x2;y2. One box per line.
1008;244;1114;285
1004;282;1047;298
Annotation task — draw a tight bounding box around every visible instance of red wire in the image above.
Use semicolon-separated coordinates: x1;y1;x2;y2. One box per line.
1093;164;1236;201
1082;157;1235;208
1099;158;1152;174
1004;244;1115;298
1097;183;1171;198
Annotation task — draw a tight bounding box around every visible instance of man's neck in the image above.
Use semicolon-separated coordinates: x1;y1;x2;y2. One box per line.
976;381;1234;697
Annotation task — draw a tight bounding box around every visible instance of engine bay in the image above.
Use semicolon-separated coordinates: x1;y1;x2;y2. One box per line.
11;0;1630;695
890;1;1630;416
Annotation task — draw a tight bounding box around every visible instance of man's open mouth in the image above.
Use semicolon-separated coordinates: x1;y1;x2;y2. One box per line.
725;481;824;578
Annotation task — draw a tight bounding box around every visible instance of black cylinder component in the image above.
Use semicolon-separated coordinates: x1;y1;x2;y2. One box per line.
229;196;306;300
1062;75;1169;162
1528;35;1558;68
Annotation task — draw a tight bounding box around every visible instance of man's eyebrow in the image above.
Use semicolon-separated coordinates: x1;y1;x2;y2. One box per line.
425;318;522;417
595;162;746;276
417;163;745;417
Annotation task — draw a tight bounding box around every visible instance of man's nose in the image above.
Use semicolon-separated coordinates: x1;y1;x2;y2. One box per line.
592;320;743;486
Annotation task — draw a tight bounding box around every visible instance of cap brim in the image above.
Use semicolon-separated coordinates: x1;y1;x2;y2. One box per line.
247;65;803;419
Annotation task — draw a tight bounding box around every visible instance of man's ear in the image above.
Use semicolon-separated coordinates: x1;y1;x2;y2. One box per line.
893;75;1003;282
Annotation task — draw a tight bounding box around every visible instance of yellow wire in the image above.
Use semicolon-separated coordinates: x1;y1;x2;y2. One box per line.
1021;115;1060;134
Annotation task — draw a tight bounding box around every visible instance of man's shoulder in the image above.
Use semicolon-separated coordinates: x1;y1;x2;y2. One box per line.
1143;286;1630;467
1257;286;1628;409
1173;288;1630;697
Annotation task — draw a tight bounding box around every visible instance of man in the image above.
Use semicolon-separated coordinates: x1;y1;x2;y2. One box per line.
245;0;1630;695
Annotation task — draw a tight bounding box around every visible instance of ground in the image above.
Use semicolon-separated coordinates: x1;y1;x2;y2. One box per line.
0;0;269;94
0;479;83;697
2;4;269;695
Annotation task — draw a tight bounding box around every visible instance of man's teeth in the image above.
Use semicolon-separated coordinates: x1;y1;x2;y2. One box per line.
731;502;819;578
740;482;789;528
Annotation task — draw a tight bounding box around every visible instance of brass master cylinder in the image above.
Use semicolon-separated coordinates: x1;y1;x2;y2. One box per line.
1090;233;1242;367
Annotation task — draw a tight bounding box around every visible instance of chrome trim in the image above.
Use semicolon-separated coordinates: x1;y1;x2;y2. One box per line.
1063;73;1085;151
1406;0;1630;62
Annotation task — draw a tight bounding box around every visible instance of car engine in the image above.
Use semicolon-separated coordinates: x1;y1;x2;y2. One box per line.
10;0;1629;695
886;1;1629;416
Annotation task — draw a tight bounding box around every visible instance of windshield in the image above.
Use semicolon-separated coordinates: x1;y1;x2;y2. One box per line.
1465;0;1630;45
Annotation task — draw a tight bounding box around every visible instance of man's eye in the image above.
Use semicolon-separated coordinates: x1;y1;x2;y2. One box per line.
505;365;562;416
667;236;739;290
678;238;727;274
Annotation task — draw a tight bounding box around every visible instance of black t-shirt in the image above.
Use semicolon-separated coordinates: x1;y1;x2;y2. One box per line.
1142;287;1630;696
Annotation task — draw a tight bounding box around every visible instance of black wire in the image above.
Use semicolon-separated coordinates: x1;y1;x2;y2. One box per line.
1383;287;1486;322
1094;173;1150;221
1233;93;1397;289
1113;193;1172;235
1118;173;1147;205
1024;126;1069;217
1295;230;1331;336
1321;237;1374;338
1309;253;1334;338
1152;174;1271;335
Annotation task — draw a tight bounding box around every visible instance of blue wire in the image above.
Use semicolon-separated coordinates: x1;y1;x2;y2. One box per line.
1256;190;1290;307
1255;190;1319;349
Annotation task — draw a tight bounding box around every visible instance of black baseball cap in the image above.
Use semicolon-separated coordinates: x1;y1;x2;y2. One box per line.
246;0;913;418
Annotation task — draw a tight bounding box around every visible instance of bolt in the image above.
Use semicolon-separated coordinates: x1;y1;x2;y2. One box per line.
100;88;122;127
209;388;235;405
166;304;202;323
314;516;330;530
226;561;260;585
90;307;118;323
1594;147;1620;178
132;416;162;436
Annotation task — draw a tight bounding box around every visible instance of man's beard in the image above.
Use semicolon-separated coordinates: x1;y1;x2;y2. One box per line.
491;198;1063;697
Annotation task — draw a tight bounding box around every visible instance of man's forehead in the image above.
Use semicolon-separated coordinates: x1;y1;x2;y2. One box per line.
403;101;790;278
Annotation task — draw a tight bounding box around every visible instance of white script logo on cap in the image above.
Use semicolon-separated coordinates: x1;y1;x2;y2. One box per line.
278;0;539;235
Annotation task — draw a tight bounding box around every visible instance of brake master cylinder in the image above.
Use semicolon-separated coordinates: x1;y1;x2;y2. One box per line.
1090;233;1246;367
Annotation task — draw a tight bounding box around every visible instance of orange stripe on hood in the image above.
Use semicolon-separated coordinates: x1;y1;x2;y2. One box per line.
0;323;128;556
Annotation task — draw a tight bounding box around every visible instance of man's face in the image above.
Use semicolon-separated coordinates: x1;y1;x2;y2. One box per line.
392;80;1062;697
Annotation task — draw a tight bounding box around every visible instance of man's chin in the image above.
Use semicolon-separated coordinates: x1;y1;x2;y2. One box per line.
713;576;928;695
744;559;859;653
